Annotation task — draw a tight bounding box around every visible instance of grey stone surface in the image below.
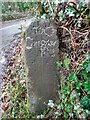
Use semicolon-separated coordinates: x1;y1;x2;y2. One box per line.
25;19;59;113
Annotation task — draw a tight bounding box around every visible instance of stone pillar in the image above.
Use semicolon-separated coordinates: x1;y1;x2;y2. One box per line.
25;19;59;113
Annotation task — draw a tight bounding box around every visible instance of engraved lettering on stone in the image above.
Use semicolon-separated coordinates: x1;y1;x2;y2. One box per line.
26;37;57;57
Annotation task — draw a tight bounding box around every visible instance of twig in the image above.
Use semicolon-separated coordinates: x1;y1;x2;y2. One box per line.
60;26;73;39
71;30;88;35
81;87;87;96
64;18;74;27
79;26;90;32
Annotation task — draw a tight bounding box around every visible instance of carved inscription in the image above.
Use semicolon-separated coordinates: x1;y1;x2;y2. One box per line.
26;37;57;57
26;20;58;57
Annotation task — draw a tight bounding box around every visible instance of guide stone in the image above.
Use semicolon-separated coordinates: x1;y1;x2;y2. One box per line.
25;19;59;113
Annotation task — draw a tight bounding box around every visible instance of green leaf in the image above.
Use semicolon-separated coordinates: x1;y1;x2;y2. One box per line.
68;72;78;81
79;1;86;8
83;61;88;69
76;86;80;90
70;94;76;99
81;70;88;80
86;54;90;60
65;7;75;17
77;22;81;27
12;108;17;118
64;111;68;118
41;14;46;19
58;10;65;21
86;63;90;72
87;90;90;96
78;93;81;96
76;13;80;17
80;96;90;108
65;103;72;113
85;110;90;117
64;57;70;70
56;61;62;68
82;82;90;92
57;103;63;110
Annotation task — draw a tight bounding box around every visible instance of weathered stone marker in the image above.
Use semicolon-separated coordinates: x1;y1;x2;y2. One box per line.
25;19;59;113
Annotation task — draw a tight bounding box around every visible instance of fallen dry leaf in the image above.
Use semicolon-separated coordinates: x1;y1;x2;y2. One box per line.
4;95;10;102
11;80;16;87
20;80;26;85
2;104;9;111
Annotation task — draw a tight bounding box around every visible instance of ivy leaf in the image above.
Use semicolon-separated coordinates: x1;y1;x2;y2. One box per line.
82;82;90;92
48;100;54;108
57;103;63;110
68;72;78;81
64;111;68;118
86;63;90;72
76;13;80;17
83;61;88;69
12;108;17;118
41;14;46;19
65;7;75;17
80;96;90;109
77;23;81;27
77;21;81;27
79;1;86;8
87;90;90;96
56;61;62;68
54;0;60;5
85;110;90;117
64;57;70;70
70;94;76;99
58;10;65;21
86;54;90;60
81;69;88;80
